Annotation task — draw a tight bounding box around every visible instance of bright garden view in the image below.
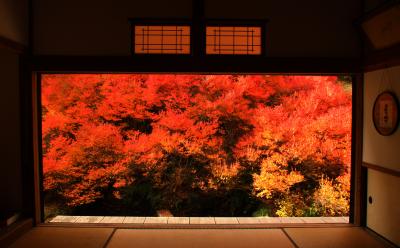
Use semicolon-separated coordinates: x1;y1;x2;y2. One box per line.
42;74;352;220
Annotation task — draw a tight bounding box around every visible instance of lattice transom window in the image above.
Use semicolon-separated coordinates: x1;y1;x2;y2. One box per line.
134;25;191;54
206;26;262;55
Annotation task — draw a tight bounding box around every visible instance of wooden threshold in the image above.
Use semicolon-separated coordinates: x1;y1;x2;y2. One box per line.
38;216;351;229
38;222;355;229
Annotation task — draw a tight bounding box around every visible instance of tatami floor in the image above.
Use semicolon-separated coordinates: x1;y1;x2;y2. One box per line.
6;226;394;248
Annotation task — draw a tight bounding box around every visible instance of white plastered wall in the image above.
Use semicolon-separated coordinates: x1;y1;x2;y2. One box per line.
364;65;400;246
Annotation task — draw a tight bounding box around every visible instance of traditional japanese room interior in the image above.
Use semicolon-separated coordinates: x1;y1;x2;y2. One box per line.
0;0;399;247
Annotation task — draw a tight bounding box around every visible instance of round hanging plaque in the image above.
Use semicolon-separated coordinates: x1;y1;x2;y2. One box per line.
372;91;399;136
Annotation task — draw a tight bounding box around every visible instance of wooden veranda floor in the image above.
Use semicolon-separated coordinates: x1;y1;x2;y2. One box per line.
49;216;349;225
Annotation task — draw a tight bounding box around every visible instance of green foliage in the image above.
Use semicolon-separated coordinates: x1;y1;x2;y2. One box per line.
252;206;271;217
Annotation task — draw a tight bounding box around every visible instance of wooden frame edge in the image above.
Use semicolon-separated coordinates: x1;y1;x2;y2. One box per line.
350;74;365;226
37;222;355;229
32;73;42;224
362;162;400;177
0;35;27;54
30;56;362;74
0;219;33;247
364;226;400;248
32;72;361;227
364;43;400;72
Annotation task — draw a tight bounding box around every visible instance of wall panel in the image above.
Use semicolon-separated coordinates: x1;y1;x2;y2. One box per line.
33;0;362;57
364;65;400;246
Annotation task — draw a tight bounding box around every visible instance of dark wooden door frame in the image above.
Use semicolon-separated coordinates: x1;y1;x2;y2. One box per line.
30;59;365;226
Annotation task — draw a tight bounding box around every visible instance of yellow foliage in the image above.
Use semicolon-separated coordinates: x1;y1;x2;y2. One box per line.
253;159;303;199
275;194;307;217
313;177;349;216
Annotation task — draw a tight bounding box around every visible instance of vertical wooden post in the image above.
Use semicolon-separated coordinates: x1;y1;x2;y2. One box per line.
192;0;205;58
350;73;366;226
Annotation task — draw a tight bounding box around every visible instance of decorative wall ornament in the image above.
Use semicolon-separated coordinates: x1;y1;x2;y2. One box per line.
373;91;399;136
361;2;400;50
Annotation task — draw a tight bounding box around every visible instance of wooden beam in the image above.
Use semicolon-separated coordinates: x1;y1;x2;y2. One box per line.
0;35;27;54
30;56;362;74
364;43;400;72
29;57;363;225
363;162;400;177
350;74;366;226
31;73;42;224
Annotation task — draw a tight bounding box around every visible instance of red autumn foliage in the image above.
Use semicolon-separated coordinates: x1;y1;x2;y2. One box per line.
42;74;351;216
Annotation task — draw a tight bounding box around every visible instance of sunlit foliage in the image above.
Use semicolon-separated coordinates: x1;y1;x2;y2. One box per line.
42;74;351;217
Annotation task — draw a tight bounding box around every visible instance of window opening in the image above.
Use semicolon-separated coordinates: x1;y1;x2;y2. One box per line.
206;26;262;55
134;25;191;54
40;74;352;224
